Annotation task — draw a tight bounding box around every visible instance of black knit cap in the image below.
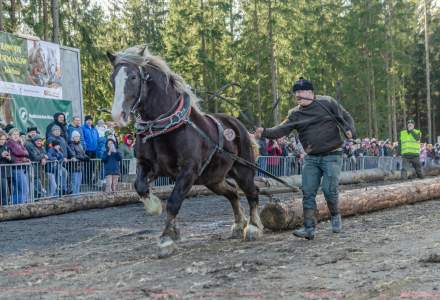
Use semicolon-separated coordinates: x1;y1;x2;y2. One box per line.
85;115;93;122
27;127;39;133
292;77;314;92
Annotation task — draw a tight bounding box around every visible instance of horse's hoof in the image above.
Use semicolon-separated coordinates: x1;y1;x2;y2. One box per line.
244;224;263;241
231;224;245;239
158;236;177;259
141;193;162;216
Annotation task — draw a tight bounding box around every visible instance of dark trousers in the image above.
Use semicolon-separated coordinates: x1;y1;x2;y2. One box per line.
402;155;424;179
302;153;342;215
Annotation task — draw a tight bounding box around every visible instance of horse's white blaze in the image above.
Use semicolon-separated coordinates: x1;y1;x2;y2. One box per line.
112;67;128;125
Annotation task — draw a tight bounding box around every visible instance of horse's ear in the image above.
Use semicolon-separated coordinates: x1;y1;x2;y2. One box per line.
138;45;148;57
107;51;116;65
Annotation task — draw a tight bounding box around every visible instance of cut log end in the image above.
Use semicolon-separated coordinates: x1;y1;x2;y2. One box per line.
260;202;288;231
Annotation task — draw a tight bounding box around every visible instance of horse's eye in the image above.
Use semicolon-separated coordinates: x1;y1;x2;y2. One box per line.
130;75;137;81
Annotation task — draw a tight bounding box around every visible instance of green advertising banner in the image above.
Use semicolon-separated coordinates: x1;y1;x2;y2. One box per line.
11;95;72;134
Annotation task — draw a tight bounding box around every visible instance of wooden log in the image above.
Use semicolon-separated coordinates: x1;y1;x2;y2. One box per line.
261;177;440;231
2;167;440;222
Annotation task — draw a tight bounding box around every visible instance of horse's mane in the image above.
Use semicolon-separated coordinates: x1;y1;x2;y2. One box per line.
116;45;202;112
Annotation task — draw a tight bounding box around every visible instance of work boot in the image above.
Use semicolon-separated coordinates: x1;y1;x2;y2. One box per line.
293;209;316;240
331;214;342;233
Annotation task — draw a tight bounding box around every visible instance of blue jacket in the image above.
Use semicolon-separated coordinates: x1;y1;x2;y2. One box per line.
46;147;64;173
102;149;122;176
96;136;107;159
67;125;86;149
82;124;99;152
47;135;74;158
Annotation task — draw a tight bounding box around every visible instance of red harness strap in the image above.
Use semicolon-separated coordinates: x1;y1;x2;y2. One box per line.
135;95;192;140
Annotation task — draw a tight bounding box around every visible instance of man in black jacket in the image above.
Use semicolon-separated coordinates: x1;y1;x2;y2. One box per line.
46;113;68;140
256;78;355;240
26;135;48;198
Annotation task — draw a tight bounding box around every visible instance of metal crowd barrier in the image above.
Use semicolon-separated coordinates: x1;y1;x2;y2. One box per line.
0;156;408;207
0;159;135;206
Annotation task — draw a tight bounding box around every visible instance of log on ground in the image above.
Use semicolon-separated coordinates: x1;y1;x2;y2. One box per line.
260;177;440;231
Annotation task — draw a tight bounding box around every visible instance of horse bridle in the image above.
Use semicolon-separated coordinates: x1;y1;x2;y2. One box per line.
129;64;151;115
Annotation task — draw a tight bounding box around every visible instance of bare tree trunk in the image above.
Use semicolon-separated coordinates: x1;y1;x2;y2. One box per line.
433;105;437;142
51;0;60;43
10;0;17;32
367;54;373;137
0;0;4;31
200;0;209;106
389;2;397;142
385;57;393;139
391;75;397;141
268;0;280;125
43;0;48;40
209;7;218;114
370;60;378;138
424;0;432;143
253;0;262;126
367;80;372;137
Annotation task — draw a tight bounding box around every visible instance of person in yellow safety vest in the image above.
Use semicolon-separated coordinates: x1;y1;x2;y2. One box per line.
399;119;424;179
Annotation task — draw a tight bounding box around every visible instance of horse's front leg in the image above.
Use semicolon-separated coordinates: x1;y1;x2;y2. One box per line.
134;161;151;197
158;164;197;258
135;161;164;215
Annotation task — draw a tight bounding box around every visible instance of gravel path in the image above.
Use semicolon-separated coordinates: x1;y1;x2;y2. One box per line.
1;184;439;299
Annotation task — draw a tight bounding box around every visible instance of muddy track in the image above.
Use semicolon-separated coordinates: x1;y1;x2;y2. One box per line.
0;180;439;299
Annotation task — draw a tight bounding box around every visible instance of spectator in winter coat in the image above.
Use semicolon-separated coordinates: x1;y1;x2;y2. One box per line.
96;119;108;138
383;141;394;156
47;125;74;159
420;143;427;167
0;132;13;205
82;115;99;158
7;128;30;204
102;139;122;192
46;140;66;196
46;112;68;140
68;131;89;194
426;143;435;166
67;116;86;149
26;135;48;198
119;134;135;179
434;143;440;164
267;139;283;176
254;129;268;156
25;127;39;149
119;134;135;159
82;115;100;186
26;135;47;163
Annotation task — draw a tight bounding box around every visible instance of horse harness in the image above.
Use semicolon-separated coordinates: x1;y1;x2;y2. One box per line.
135;93;225;176
128;61;296;189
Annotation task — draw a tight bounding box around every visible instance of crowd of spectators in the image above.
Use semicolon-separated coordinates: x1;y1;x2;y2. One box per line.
0;113;136;206
254;134;440;167
3;113;440;206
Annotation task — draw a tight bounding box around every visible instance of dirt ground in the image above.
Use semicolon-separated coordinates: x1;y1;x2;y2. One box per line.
1;181;440;300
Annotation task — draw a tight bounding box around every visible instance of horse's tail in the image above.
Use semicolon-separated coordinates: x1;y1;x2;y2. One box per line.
248;133;260;162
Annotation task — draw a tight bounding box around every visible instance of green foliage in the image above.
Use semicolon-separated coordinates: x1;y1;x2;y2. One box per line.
7;0;440;139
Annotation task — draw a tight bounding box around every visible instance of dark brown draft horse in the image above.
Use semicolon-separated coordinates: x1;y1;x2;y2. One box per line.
107;46;263;258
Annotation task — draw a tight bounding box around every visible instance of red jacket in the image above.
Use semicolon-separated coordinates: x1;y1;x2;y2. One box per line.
267;140;282;166
7;140;30;163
